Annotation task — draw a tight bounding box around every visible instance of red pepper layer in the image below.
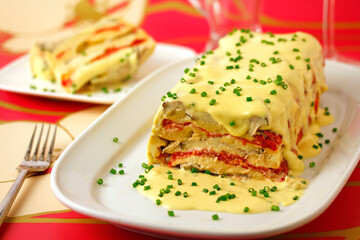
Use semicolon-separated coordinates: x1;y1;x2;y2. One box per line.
89;38;146;63
169;149;288;180
162;119;282;151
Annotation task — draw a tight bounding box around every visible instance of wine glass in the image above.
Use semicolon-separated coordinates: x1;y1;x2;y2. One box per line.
188;0;262;51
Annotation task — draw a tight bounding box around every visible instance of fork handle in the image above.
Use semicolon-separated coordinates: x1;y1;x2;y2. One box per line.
0;169;29;226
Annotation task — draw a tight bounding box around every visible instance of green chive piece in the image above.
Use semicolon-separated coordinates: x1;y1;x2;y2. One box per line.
332;128;337;132
270;186;277;192
183;192;189;198
309;162;315;167
167;185;173;188
289;64;294;70
230;121;235;126
203;189;209;193
316;133;324;138
208;80;214;85
271;205;280;211
168;210;175;217
325;139;330;144
110;168;116;174
312;144;319;149
177;179;183;185
118;163;123;168
190;88;196;94
293;196;299;200
156;199;161;205
144;185;151;190
175;191;181;196
191;182;197;186
230;79;236;84
230;182;235;186
113;137;119;143
264;98;271;103
243;207;249;213
209;191;216;195
298;155;304;160
246;75;251;80
168;175;174;180
161;95;166;101
205;170;211;175
307;64;311;70
213;184;220;191
184;68;190;73
132;180;140;188
209;99;216;105
246;97;253;102
191;168;199;173
270;90;277;95
201;91;207;97
293;48;299;52
119;169;124;175
97;178;103;185
212;214;219;220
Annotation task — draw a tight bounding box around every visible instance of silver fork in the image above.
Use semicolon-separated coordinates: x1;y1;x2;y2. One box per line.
0;124;57;226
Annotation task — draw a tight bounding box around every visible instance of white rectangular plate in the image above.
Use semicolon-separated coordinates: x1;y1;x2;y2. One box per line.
0;43;195;104
51;59;360;239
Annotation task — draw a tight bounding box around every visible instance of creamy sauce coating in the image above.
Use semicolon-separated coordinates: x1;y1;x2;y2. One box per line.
137;166;307;213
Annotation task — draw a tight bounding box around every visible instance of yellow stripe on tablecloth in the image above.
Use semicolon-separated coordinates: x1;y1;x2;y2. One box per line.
146;1;200;17
270;226;360;239
0;100;71;116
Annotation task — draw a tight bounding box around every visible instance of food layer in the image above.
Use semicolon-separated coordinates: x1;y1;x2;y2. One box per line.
148;30;327;181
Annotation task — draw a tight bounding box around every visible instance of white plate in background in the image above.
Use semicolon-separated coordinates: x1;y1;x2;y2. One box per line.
0;43;196;104
51;58;360;239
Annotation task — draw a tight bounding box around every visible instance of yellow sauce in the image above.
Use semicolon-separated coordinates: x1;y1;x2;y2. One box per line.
137;166;307;213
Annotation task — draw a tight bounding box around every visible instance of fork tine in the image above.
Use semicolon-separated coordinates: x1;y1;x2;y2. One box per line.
24;125;37;161
45;124;57;163
38;124;51;162
30;124;44;161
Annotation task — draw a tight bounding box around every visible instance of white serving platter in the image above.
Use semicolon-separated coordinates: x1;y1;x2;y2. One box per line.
0;43;196;104
51;58;360;239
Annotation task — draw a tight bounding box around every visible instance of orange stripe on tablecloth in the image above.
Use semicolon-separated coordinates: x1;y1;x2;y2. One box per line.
345;181;360;187
260;14;360;29
270;226;360;239
0;100;71;116
146;1;201;17
336;45;360;52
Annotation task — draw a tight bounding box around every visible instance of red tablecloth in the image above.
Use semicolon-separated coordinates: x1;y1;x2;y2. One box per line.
0;0;359;239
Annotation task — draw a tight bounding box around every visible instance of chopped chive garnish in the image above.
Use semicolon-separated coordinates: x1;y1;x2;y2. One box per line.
175;191;181;196
110;168;116;174
203;189;209;193
209;191;216;195
246;75;251;79
273;50;279;55
213;184;220;191
209;99;216;105
230;121;235;126
189;72;196;77
224;82;230;86
132;180;140;188
102;87;109;94
230;182;235;186
193;68;198;72
119;169;124;175
307;64;311;70
316;133;324;138
243;207;249;213
309;162;315;167
156;199;161;205
200;60;205;65
183;192;189;198
190;88;196;94
293;196;299;200
191;182;197;186
220;87;226;91
246;97;253;102
271;205;280;211
161;96;166;101
114;88;122;92
180;78;186;83
270;90;277;95
293;48;299;52
184;68;190;73
264;98;271;103
261;62;267;67
167;185;173;188
230;79;236;84
212;214;219;220
312;144;319;149
177;179;183;185
168;175;173;180
226;65;234;70
289;64;294;70
201;91;207;97
191;168;199;173
168;210;175;217
296;55;301;60
97;178;103;185
205;170;211;175
304;58;310;62
332;128;337;132
208;80;214;85
325;139;330;144
144;185;151;190
113;137;119;142
298;155;303;159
